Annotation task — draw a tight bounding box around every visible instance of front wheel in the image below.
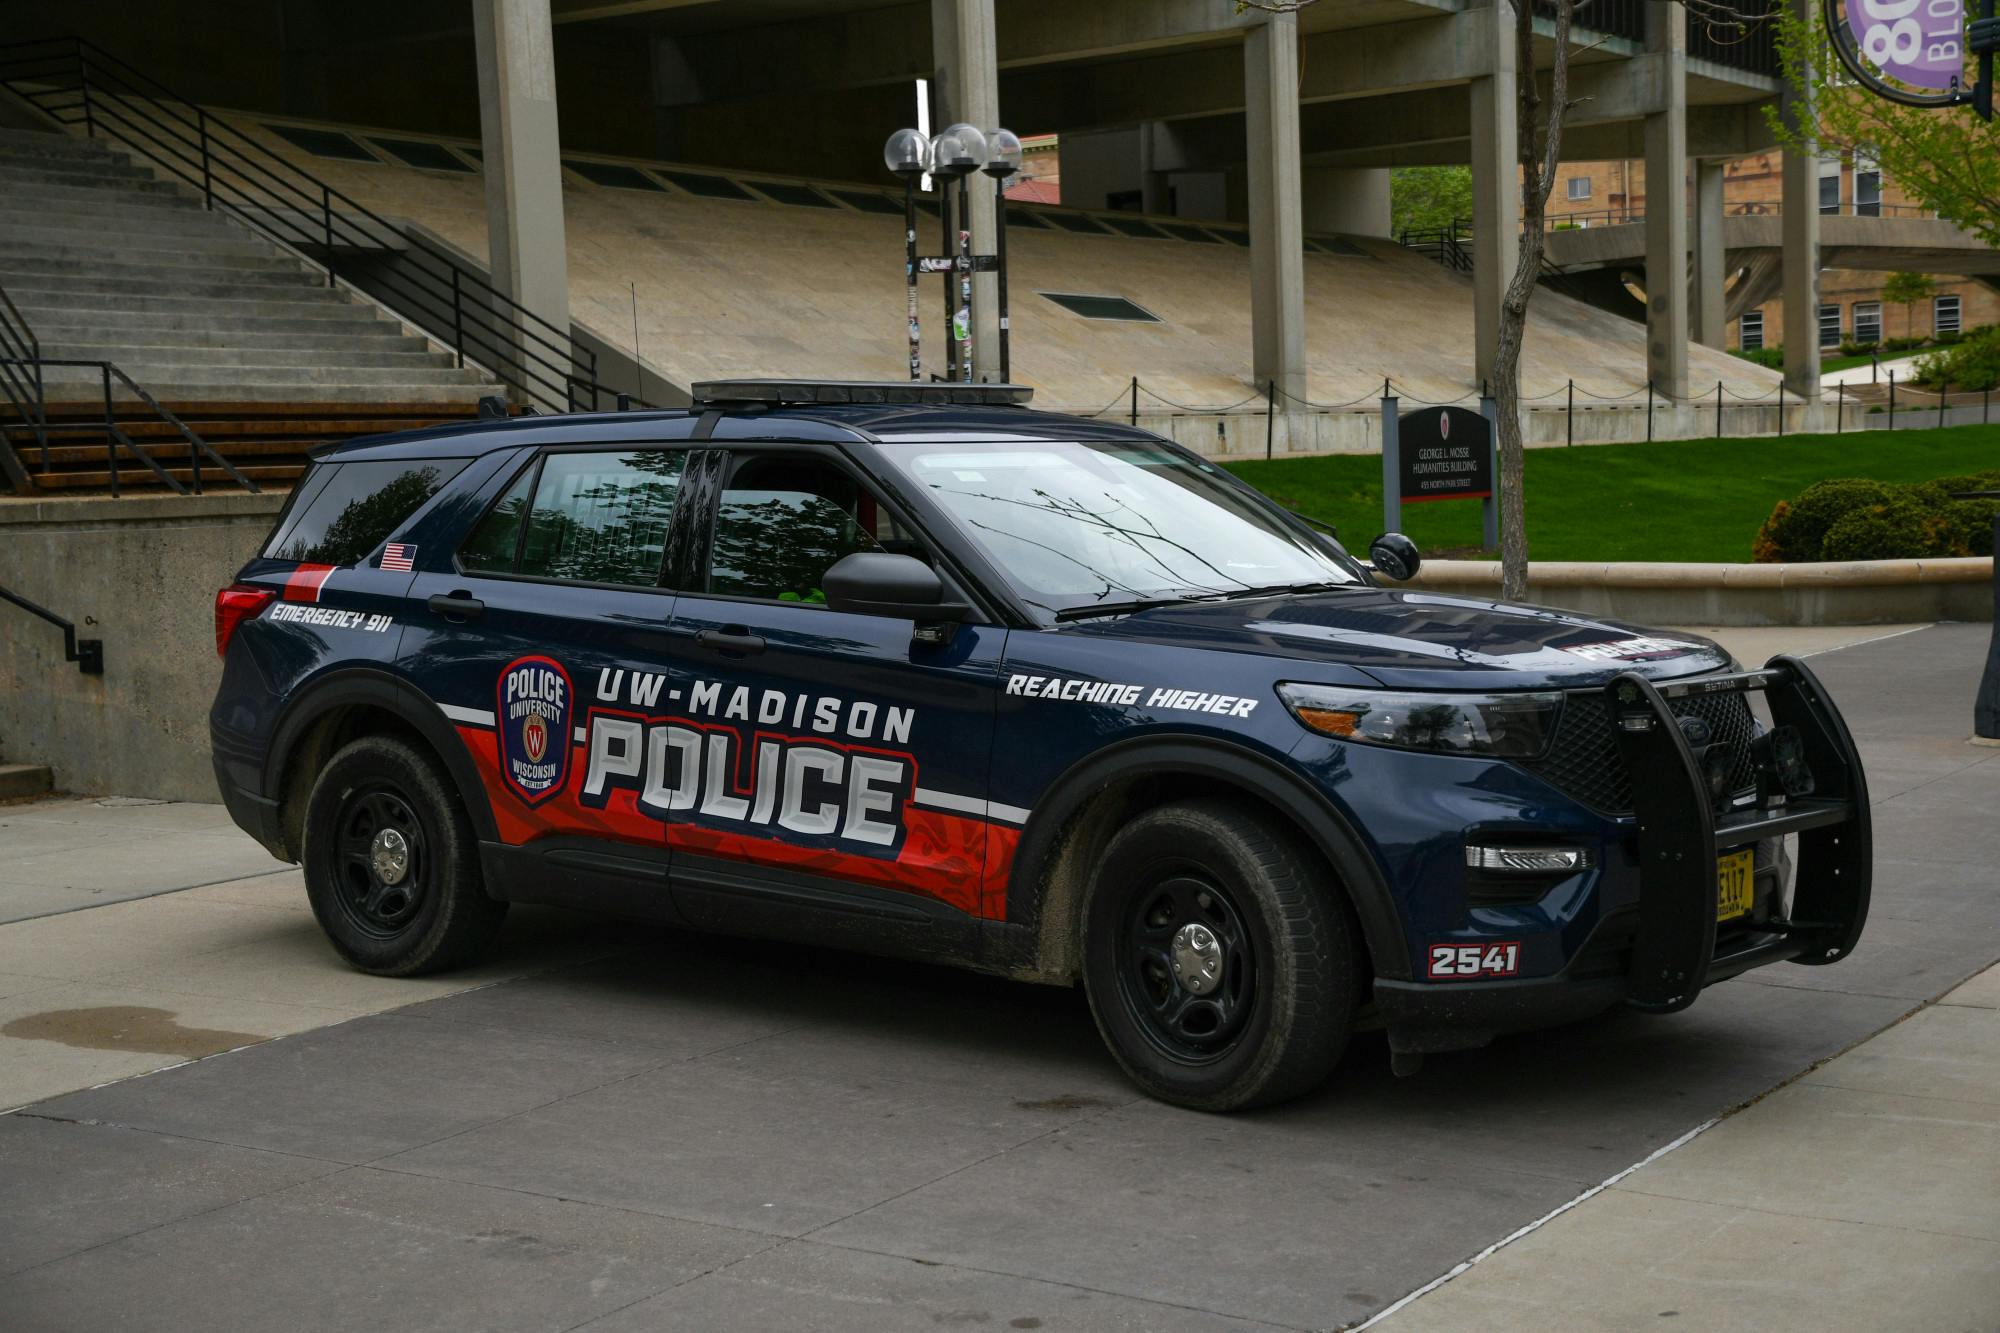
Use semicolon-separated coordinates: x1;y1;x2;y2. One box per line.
302;735;506;976
1081;799;1357;1111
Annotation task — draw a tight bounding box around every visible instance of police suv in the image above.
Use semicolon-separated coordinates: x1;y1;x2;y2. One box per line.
210;381;1871;1111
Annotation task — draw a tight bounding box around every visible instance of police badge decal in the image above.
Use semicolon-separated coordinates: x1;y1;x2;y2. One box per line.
497;655;574;805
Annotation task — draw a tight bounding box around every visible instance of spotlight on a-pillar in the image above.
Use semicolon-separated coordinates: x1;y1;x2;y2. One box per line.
982;128;1022;180
883;127;931;179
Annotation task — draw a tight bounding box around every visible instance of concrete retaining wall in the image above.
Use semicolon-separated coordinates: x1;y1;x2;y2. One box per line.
0;493;286;801
1143;401;1839;460
1412;557;1995;626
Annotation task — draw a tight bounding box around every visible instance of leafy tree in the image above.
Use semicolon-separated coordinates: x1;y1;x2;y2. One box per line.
1390;166;1474;237
1770;7;2000;246
1880;271;1936;340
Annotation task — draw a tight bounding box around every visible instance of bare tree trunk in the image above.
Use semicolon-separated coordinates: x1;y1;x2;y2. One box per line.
1495;0;1573;603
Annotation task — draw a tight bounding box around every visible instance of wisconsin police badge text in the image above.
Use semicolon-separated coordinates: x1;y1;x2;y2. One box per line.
497;656;573;805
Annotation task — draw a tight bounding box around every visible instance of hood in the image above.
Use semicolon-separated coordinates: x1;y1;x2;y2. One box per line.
1065;586;1732;690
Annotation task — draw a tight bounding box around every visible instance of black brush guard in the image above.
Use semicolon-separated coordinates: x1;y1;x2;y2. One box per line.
1609;653;1871;1012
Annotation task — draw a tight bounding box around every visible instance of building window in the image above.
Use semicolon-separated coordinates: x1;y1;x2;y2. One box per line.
1739;311;1765;351
1936;294;1962;335
1853;301;1883;345
1855;152;1881;217
1819;303;1842;348
1567;176;1592;201
1819;159;1841;214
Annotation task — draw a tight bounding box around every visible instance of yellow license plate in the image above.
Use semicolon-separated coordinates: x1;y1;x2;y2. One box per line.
1716;849;1755;921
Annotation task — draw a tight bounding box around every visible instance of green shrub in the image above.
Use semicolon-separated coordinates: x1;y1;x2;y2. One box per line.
1754;472;2000;562
1883;335;1927;352
1937;330;1964;345
1837;339;1874;357
1915;324;2000;390
1730;345;1784;370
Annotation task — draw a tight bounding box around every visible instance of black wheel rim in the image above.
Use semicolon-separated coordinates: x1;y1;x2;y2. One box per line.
1115;870;1257;1064
330;783;430;939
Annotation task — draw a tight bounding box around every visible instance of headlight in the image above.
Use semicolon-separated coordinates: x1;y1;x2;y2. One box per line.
1277;683;1562;759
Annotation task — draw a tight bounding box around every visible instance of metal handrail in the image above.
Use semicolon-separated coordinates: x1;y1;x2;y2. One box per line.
0;582;103;674
0;36;633;413
0;357;263;496
0;282;44;490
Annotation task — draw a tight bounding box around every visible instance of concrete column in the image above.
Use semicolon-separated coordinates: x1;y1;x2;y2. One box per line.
1244;12;1306;408
473;0;571;385
1643;2;1689;399
1779;0;1821;395
1691;159;1728;348
931;0;1001;380
1302;167;1392;238
1468;0;1518;394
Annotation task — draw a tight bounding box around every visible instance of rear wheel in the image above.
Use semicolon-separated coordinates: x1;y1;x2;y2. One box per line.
1081;798;1356;1111
302;735;505;976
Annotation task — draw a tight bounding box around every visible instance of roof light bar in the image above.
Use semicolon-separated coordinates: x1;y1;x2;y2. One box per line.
690;379;1033;408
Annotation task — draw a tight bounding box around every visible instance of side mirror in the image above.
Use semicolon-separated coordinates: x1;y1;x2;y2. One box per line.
824;552;969;624
1368;532;1422;581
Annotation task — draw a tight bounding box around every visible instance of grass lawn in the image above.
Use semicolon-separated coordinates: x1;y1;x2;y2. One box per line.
1223;423;2000;563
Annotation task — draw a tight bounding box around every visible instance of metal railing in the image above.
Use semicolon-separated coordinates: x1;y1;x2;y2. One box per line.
0;281;43;491
0;36;625;414
1536;0;1782;78
0;275;255;494
1543;198;1941;230
0;582;103;674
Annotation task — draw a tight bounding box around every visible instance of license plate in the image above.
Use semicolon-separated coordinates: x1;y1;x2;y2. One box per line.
1716;849;1755;921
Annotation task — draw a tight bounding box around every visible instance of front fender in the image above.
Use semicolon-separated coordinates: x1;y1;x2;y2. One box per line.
1006;734;1410;982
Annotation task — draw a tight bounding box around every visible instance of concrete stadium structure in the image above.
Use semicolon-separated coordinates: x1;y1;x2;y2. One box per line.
6;0;1857;437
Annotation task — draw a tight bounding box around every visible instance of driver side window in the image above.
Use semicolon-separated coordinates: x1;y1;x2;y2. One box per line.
707;455;918;605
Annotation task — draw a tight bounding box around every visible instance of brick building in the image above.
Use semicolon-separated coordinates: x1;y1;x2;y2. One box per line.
1542;154;1999;355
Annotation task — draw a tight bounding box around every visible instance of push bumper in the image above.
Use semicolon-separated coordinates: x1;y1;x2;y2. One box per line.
1376;653;1871;1056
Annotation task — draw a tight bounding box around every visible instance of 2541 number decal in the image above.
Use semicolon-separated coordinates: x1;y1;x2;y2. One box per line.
1427;942;1521;979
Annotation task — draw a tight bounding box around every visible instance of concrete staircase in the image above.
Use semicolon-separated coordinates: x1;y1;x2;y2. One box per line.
0;126;504;490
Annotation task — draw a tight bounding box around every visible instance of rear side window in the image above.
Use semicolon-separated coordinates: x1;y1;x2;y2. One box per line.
460;449;685;587
265;459;466;565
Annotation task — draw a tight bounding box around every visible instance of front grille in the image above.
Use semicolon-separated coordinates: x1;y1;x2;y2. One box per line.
1524;688;1759;816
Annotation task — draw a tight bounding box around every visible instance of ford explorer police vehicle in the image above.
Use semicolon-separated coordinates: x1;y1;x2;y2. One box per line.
210;380;1871;1111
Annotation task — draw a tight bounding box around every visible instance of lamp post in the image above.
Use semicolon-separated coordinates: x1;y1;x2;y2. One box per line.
883;129;930;382
883;122;1020;383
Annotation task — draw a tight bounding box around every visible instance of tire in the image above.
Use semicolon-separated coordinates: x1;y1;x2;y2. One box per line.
301;734;506;976
1081;798;1357;1112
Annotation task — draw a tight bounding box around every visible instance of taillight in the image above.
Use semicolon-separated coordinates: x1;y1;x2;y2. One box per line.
215;583;275;658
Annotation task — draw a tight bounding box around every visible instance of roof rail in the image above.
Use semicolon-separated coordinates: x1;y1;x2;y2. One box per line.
690;379;1034;408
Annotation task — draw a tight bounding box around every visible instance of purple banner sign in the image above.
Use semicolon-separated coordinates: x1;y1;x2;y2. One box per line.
1847;0;1966;92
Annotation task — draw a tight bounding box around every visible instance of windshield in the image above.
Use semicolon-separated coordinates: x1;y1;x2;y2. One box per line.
877;439;1361;618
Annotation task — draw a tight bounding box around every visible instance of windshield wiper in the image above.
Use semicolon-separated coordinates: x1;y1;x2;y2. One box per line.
1207;580;1349;601
1053;594;1211;622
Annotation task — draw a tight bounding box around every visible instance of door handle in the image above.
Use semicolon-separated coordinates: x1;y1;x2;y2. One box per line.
428;592;485;621
696;627;766;656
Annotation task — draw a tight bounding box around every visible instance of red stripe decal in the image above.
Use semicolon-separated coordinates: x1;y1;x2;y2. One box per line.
453;723;1008;920
282;564;337;602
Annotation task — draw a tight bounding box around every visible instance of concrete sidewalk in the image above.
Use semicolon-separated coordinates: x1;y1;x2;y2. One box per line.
1372;963;2000;1331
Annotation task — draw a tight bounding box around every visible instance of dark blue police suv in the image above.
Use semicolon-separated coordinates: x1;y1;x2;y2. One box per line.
210;380;1871;1110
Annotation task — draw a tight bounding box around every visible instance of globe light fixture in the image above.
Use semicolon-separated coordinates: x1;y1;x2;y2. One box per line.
883;127;931;178
983;128;1022;180
935;123;986;177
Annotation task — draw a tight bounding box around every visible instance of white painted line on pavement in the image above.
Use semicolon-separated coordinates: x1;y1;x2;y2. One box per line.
1346;1114;1723;1331
1798;622;1932;658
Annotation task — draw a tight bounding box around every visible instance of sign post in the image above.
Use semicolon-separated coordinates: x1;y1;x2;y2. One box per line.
1385;402;1497;550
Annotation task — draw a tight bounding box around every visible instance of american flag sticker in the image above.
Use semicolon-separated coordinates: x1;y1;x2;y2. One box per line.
381;543;417;572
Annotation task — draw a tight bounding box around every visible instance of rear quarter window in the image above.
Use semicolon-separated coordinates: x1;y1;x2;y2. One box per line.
265;459;467;566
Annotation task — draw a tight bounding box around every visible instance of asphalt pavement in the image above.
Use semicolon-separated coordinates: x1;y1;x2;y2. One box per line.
0;622;1994;1331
